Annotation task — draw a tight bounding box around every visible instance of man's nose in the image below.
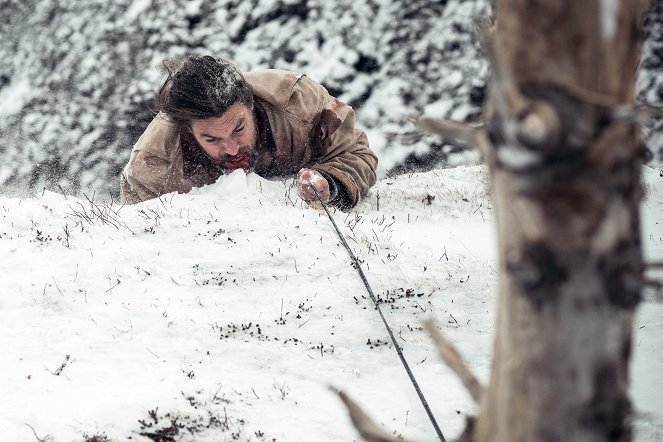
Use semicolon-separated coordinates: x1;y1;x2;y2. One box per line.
224;140;240;156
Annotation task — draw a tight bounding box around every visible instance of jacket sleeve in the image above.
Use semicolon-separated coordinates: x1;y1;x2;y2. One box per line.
304;82;378;208
120;150;192;204
119;115;192;204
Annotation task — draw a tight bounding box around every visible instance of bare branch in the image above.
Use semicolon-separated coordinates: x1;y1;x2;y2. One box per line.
643;278;663;291
415;117;483;150
544;82;663;130
332;387;405;442
384;129;426;145
612;103;663;126
423;319;484;404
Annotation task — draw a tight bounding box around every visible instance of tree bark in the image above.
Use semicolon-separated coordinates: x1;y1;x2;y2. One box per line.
476;1;650;441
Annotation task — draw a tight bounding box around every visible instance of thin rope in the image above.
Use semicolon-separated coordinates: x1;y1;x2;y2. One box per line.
313;188;446;442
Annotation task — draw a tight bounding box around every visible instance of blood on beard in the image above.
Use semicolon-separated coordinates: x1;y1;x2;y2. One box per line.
222;151;251;170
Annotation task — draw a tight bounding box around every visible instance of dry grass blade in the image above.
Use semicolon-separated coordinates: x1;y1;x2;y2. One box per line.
423;319;484;404
66;194;134;234
332;387;405;442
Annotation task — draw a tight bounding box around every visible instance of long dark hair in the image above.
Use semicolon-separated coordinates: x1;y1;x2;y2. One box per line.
154;55;254;128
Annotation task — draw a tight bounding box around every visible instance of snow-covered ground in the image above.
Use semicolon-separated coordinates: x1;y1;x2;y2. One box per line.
0;166;661;442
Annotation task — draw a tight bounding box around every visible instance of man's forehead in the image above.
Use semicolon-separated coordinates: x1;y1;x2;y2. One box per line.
193;103;248;133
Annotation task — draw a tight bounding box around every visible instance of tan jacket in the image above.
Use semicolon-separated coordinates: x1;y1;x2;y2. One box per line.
120;69;377;207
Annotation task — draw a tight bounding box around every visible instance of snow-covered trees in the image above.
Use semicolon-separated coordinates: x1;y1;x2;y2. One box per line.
0;0;492;197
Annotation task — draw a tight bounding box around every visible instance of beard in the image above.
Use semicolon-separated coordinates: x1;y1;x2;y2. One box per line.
219;147;256;170
217;112;258;171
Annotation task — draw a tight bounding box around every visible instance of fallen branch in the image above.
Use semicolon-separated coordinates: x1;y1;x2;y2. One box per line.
423;319;484;404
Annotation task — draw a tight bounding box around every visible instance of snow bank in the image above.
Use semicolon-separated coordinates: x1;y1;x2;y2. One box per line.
1;166;661;441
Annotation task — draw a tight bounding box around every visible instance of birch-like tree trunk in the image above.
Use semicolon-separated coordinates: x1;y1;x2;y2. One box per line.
475;1;650;441
338;2;653;441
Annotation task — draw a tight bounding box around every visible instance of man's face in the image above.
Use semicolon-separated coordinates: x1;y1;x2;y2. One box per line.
190;102;257;170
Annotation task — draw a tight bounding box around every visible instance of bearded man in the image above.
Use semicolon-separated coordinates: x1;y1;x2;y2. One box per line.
120;56;377;208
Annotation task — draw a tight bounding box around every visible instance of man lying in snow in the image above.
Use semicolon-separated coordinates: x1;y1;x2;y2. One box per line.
120;55;378;208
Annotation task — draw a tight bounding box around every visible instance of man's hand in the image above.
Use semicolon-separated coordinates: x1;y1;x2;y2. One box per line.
297;168;330;204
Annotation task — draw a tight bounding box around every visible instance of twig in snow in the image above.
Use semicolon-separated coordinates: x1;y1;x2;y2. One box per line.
24;423;52;442
105;275;121;293
51;277;63;295
56;184;68;200
423;319;483;404
61;224;70;248
146;347;160;359
46;354;71;376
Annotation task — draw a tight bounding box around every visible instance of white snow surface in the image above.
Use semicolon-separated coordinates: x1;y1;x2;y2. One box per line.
0;166;661;441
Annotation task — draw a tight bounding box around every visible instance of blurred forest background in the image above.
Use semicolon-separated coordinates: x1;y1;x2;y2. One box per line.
0;0;661;199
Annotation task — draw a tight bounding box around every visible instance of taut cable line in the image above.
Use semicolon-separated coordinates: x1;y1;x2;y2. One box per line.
312;187;446;442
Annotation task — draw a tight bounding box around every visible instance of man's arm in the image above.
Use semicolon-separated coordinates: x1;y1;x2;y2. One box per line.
120;150;190;204
119;115;191;204
303;82;378;208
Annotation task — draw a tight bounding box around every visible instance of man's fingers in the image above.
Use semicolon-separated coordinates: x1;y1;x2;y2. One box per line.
297;168;330;204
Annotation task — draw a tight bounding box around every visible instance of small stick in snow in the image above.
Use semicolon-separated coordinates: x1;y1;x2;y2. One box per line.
24;423;51;442
46;354;71;376
51;277;63;296
423;319;483;404
146;347;160;359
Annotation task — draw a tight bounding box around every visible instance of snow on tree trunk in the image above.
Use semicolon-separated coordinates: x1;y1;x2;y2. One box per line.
476;1;650;441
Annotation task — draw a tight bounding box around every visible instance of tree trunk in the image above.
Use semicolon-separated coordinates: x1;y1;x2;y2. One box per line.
476;1;650;441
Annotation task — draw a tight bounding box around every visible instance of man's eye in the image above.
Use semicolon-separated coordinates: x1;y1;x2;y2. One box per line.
204;138;217;143
234;125;244;133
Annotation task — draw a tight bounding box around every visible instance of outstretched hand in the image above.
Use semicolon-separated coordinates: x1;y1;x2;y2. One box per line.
297;168;330;204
